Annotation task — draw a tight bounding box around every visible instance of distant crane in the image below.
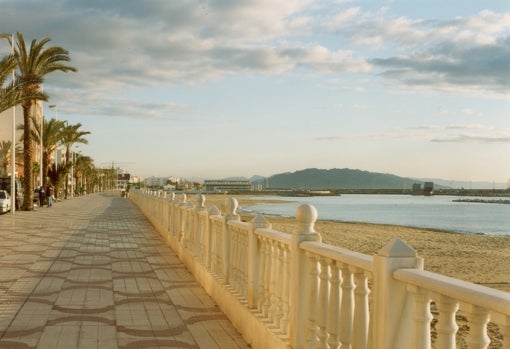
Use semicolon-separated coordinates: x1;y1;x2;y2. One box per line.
99;161;136;191
100;161;135;171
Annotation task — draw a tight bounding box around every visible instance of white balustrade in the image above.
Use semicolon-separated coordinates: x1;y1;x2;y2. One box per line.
129;189;510;349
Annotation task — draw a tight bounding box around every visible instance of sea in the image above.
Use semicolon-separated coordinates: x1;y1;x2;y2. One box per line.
238;194;510;236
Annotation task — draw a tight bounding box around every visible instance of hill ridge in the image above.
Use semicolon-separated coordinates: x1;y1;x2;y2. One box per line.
260;167;422;190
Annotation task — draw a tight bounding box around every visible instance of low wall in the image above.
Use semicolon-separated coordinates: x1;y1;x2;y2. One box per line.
130;189;510;349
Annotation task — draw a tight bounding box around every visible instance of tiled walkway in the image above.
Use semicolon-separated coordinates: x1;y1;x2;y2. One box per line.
0;192;250;349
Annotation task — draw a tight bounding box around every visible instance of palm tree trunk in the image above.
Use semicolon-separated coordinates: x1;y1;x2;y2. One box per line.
42;150;49;188
22;102;34;210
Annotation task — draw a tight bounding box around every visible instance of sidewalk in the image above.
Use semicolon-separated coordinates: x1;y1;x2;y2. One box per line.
0;193;250;349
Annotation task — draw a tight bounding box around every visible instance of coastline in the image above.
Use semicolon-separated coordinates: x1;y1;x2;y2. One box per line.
202;194;510;292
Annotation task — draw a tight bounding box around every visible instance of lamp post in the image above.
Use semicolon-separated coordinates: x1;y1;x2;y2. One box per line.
40;108;43;188
48;104;57;165
71;148;75;198
1;33;16;214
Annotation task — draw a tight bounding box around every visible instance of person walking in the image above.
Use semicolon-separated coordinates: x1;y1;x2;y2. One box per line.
38;186;46;207
46;185;54;207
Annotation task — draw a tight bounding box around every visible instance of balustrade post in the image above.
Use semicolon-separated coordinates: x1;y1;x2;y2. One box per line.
194;195;207;257
372;238;423;349
289;204;321;349
180;194;194;247
167;193;176;237
222;197;240;284
248;214;271;308
207;205;220;272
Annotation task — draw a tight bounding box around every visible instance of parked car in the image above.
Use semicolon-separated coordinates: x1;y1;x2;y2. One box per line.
0;190;11;213
0;177;23;210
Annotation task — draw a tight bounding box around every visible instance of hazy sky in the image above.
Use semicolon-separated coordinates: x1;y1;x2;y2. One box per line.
0;0;509;182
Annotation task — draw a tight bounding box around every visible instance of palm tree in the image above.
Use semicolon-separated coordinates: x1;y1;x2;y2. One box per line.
14;31;76;210
29;116;66;187
0;54;47;113
0;140;23;176
0;141;12;176
47;162;70;201
60;122;90;198
73;154;94;195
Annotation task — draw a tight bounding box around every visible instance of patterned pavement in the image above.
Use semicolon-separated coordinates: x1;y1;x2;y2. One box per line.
0;192;250;349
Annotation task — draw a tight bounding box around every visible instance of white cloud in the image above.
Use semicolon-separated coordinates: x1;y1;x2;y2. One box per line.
445;124;493;130
2;1;508;120
431;134;510;143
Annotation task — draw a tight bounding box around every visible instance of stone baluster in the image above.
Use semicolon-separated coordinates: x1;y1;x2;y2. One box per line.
231;225;240;291
436;295;459;349
465;305;490;349
280;243;291;335
328;261;341;349
501;315;510;349
352;267;370;349
306;252;320;349
248;215;271;309
316;257;330;349
339;264;354;349
274;242;285;327
262;237;272;317
408;285;432;349
269;240;279;323
257;236;268;313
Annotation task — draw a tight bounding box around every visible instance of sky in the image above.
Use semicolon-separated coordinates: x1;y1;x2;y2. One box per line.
0;0;509;184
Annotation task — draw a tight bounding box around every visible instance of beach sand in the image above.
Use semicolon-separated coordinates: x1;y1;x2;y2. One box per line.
200;194;510;292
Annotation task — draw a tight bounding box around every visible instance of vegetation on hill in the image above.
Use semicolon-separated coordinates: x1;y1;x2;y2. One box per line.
260;168;421;190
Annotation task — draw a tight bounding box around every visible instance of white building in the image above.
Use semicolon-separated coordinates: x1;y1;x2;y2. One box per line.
144;176;169;187
0;103;44;178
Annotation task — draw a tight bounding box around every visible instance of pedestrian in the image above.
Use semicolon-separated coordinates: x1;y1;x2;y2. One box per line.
38;186;45;207
46;185;54;207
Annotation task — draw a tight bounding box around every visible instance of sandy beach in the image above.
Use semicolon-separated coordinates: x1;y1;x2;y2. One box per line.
200;194;510;292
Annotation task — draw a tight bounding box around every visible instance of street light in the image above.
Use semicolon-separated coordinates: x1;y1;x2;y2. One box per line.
48;104;57;118
1;33;16;214
39;106;43;188
48;104;58;165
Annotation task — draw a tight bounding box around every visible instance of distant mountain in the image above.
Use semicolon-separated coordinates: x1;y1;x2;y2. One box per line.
416;178;507;190
262;168;424;190
222;176;251;181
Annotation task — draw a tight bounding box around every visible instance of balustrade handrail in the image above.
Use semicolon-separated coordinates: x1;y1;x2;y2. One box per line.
254;227;291;245
394;268;510;314
301;240;373;273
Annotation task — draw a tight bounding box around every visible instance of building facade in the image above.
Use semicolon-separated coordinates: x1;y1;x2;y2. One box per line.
203;180;252;193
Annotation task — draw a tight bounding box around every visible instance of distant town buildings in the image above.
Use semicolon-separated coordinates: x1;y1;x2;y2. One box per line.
423;182;434;196
144;176;171;187
117;173;131;189
203;179;252;193
412;182;434;196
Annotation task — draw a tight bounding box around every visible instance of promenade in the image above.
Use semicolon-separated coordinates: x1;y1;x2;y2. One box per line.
0;192;250;349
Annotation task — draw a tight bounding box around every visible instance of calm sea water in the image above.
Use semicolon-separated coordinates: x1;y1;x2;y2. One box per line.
239;194;510;236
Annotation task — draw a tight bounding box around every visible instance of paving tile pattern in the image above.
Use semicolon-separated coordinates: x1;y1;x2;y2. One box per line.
0;193;250;349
